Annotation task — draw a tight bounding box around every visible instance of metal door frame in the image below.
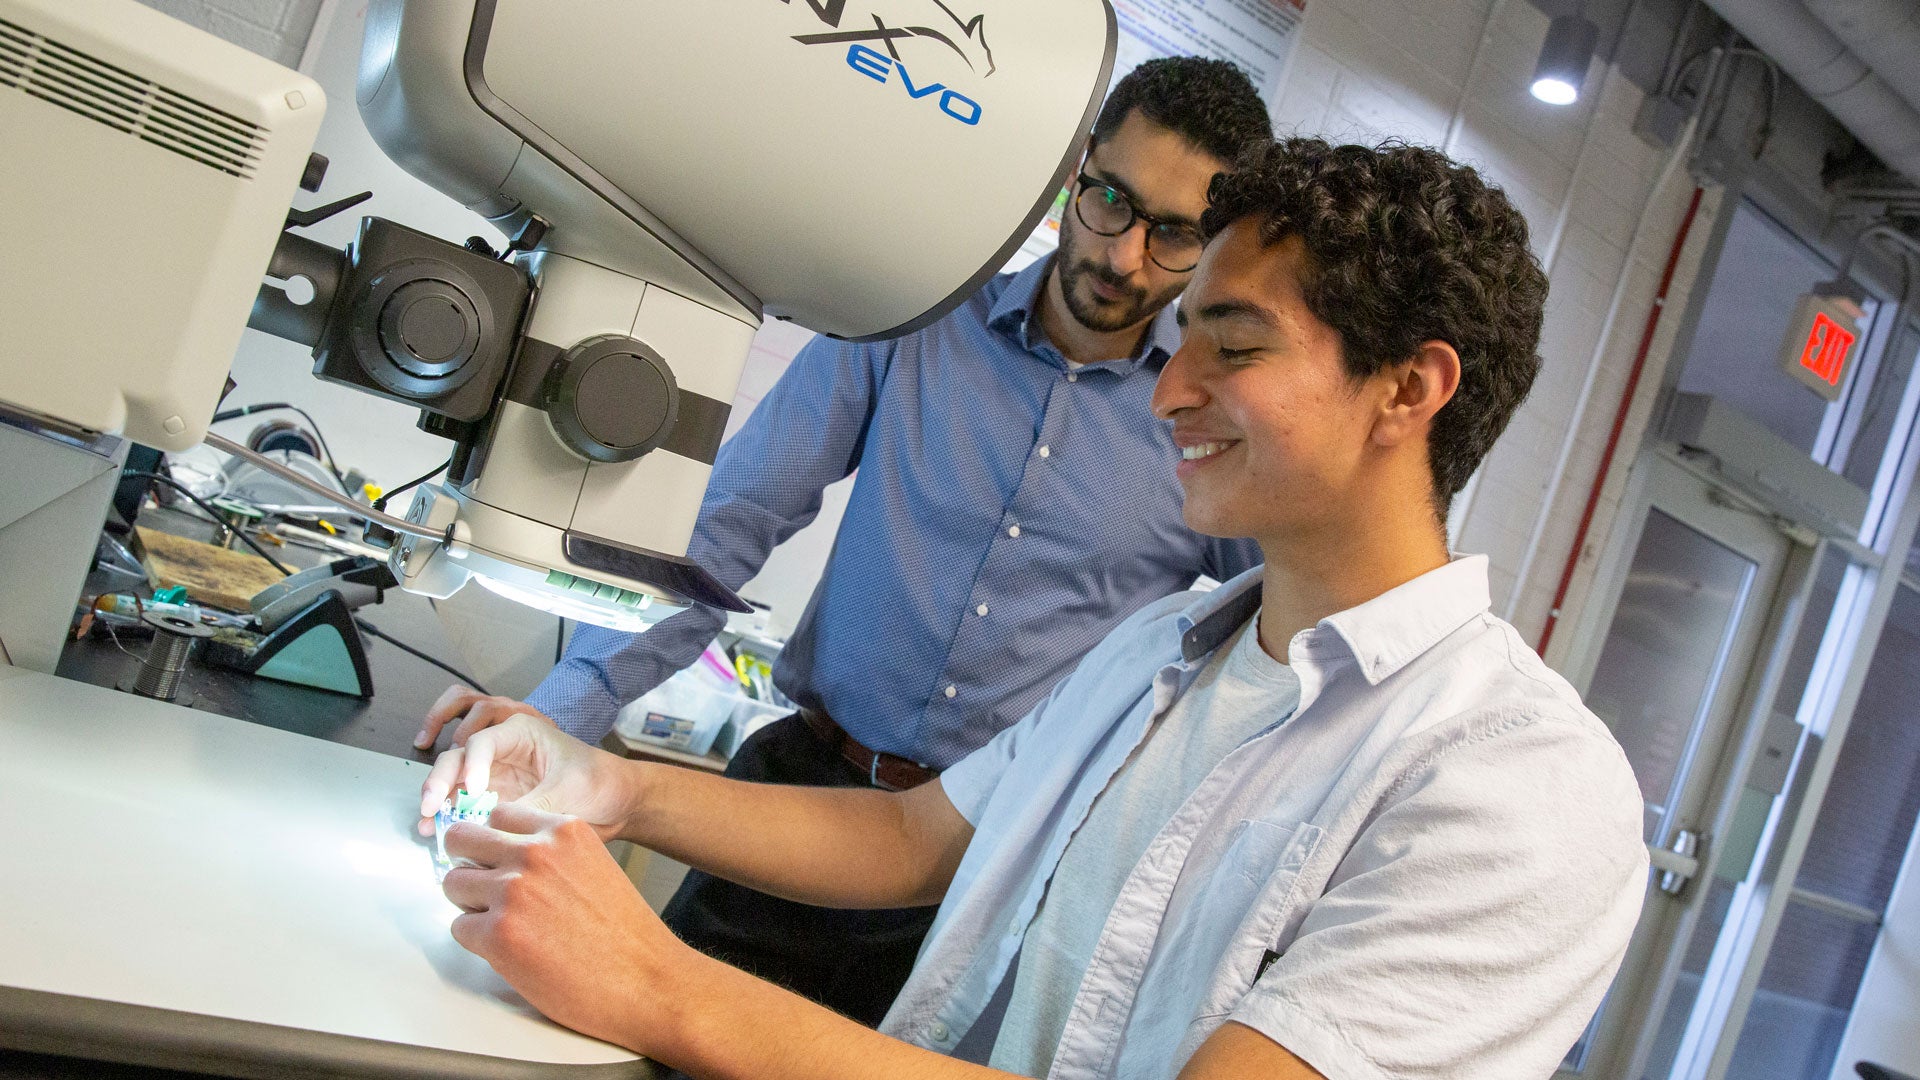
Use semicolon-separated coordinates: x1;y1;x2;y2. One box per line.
1658;534;1832;1080
1558;447;1809;1079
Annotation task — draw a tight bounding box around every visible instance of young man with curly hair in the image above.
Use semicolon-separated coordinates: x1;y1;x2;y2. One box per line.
410;56;1273;1026
420;138;1649;1080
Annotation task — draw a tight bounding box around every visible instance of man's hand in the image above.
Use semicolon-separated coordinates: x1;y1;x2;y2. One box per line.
418;714;638;840
415;686;557;751
440;802;694;1053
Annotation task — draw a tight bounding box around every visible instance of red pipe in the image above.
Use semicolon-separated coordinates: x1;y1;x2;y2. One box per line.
1536;185;1706;657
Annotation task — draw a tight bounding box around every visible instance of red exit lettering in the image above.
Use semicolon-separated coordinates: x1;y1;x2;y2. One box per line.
1798;311;1856;388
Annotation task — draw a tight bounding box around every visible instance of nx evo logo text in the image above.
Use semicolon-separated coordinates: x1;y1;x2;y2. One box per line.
778;0;993;127
846;44;981;125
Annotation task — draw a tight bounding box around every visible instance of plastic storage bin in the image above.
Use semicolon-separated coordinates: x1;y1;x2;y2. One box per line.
615;667;740;756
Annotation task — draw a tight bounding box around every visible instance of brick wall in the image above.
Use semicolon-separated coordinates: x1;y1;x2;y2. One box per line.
1270;0;1718;651
136;0;320;68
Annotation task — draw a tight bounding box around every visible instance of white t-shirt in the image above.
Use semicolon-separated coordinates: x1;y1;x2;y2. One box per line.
989;617;1301;1076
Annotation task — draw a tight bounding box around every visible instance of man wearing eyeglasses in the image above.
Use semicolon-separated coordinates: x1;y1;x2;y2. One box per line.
413;56;1273;1025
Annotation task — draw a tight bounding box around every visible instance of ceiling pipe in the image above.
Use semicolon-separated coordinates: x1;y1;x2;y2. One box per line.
1701;0;1920;181
1801;0;1920;117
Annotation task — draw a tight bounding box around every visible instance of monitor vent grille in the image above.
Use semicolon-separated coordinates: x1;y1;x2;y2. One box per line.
0;16;265;179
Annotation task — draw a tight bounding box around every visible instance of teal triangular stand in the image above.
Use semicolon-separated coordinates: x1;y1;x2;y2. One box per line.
256;623;364;696
201;589;374;698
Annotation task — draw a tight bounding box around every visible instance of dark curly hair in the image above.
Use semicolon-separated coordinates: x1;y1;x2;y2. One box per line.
1091;57;1271;164
1201;138;1548;512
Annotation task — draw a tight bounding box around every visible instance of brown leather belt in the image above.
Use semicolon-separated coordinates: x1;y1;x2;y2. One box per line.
800;708;938;792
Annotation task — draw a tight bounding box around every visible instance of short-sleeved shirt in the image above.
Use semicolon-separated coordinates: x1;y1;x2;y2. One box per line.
882;557;1649;1080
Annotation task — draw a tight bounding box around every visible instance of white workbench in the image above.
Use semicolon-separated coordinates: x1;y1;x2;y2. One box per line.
0;666;655;1078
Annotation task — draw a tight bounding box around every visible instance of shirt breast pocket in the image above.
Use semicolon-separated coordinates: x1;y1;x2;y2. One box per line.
1176;816;1325;1027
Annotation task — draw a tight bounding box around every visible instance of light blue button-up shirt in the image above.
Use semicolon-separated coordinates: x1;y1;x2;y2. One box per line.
885;559;1647;1079
527;258;1260;766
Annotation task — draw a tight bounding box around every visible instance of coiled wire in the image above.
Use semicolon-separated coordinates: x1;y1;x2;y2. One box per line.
132;612;209;702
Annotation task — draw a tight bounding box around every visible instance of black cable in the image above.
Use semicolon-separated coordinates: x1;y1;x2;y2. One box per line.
355;617;491;695
210;402;349;488
126;471;298;576
373;456;453;514
281;404;345;487
128;470;492;695
555;617;566;664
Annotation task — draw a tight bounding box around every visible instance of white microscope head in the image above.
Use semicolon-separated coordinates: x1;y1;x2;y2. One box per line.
357;1;1117;338
350;1;1116;631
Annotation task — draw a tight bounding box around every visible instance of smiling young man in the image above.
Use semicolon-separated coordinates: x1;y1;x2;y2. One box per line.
421;139;1648;1080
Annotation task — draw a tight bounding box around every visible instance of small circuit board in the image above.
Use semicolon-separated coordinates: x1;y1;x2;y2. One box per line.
431;788;499;881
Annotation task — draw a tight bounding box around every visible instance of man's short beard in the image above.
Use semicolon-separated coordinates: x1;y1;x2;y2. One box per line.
1055;225;1182;334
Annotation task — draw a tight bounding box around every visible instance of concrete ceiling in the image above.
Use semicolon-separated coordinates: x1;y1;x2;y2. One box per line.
1529;0;1920;183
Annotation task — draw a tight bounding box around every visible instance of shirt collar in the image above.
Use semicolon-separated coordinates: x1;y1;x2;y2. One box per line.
1173;555;1494;684
987;255;1182;371
1312;555;1493;683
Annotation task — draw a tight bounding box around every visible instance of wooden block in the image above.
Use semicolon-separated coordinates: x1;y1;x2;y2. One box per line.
135;527;285;613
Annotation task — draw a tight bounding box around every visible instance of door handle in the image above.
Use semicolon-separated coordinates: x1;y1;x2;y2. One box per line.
1650;828;1703;896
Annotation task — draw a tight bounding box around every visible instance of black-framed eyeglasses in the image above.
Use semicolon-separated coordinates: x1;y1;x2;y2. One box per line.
1072;173;1205;273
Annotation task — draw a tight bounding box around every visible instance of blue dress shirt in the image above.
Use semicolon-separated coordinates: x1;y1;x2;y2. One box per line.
525;257;1260;768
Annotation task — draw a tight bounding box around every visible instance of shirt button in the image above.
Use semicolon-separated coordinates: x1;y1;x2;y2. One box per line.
1038;445;1051;458
976;603;989;617
944;684;957;698
1066;372;1078;383
1008;525;1021;538
930;1021;950;1043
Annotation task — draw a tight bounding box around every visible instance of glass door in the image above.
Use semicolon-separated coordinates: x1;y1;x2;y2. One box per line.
1559;453;1800;1078
1719;580;1920;1079
1636;542;1854;1080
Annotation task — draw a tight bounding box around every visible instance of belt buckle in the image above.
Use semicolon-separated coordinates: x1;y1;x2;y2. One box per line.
869;751;914;792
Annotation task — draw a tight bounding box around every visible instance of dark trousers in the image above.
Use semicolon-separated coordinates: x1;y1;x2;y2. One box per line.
659;713;941;1027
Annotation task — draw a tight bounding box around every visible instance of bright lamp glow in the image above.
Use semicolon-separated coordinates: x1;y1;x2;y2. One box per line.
1532;13;1598;106
471;570;663;633
1531;77;1580;105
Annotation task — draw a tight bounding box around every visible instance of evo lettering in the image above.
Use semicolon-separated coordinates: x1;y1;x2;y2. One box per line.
846;44;983;126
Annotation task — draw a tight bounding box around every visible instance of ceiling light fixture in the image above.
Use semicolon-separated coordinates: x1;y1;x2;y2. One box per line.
1532;12;1599;105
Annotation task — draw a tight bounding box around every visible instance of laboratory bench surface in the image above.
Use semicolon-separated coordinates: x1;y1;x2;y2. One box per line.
3;507;660;1068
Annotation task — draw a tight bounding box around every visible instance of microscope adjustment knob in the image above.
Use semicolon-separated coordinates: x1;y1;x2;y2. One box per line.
376;278;482;379
344;252;496;405
543;335;680;465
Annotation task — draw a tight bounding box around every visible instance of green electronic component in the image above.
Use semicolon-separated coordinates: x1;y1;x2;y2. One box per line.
542;569;650;610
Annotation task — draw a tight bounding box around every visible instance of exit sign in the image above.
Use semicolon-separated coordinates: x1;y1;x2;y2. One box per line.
1779;292;1865;401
